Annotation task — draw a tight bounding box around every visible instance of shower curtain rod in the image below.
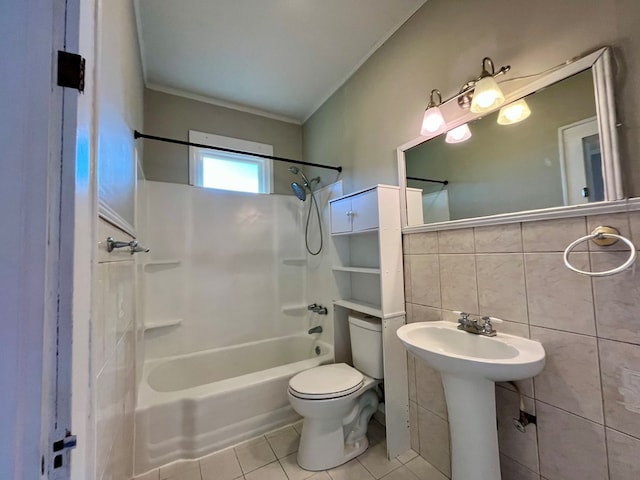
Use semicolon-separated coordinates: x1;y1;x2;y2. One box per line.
407;176;449;185
134;130;343;173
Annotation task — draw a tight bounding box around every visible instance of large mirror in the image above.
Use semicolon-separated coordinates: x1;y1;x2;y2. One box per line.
397;47;623;228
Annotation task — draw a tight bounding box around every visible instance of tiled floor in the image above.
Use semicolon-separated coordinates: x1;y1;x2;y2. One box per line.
135;420;448;480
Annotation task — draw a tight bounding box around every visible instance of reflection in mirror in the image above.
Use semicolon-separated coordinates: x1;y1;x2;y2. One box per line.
399;47;622;227
407;70;598;223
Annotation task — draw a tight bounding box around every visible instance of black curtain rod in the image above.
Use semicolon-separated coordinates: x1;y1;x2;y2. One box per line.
407;176;449;186
134;130;343;173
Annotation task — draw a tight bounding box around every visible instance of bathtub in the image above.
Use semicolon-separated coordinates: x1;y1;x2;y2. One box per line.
134;334;333;474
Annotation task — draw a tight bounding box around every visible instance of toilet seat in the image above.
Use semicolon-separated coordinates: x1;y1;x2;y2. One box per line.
289;363;363;400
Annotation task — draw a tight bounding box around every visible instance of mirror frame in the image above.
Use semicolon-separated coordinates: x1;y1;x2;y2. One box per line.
397;46;622;230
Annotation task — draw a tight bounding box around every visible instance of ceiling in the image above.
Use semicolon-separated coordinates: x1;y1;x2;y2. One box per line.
135;0;428;123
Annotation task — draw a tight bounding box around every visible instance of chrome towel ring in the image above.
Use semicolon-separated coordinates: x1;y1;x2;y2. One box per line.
563;226;637;277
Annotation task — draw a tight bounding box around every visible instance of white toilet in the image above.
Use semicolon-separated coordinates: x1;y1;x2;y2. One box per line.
288;313;383;471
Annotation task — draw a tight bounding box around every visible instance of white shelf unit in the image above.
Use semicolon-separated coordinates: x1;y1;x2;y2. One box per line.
329;184;409;459
330;185;405;319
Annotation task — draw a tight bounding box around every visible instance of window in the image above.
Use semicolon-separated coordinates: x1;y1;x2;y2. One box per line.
189;130;273;193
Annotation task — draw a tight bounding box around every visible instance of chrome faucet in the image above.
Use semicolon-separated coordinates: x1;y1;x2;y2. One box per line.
457;313;498;337
308;303;328;315
308;326;323;335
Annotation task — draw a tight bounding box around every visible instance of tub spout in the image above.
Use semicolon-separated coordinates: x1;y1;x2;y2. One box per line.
308;326;323;335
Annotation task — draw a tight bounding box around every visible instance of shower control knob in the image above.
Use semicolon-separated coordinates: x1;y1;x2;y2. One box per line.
307;303;318;310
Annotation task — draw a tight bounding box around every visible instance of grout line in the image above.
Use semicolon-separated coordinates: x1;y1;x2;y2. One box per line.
529;322;640;348
603;425;613;480
500;451;540;476
595;335;611;480
535;398;606;426
528;322;597;338
604;424;640;441
231;446;243;480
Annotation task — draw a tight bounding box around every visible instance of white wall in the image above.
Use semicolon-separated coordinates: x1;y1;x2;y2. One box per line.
142;88;303;194
142;182;314;358
303;0;640;197
96;0;144;232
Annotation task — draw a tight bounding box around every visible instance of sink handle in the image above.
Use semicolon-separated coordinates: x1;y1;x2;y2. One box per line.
456;312;471;324
482;316;504;324
481;316;503;336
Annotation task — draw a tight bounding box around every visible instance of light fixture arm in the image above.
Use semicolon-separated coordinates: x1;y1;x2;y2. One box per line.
480;57;496;77
428;89;442;108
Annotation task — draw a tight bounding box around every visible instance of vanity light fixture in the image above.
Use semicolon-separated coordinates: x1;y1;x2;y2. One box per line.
445;123;472;144
419;56;510;136
421;89;447;135
470;57;507;113
497;98;531;125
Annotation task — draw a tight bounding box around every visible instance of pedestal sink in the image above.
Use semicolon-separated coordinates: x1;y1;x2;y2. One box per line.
397;321;545;480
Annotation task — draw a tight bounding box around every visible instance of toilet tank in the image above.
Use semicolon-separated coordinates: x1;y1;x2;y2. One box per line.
348;313;384;379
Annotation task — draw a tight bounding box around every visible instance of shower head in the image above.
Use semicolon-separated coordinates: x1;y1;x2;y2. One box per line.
288;165;319;191
289;165;324;255
291;181;307;201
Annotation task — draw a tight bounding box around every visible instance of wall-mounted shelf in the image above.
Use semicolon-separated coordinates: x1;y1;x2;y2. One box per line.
143;259;181;271
332;266;381;275
144;318;182;332
333;299;382;317
330;228;378;237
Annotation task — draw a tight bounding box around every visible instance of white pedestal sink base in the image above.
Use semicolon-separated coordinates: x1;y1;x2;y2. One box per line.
441;374;501;480
397;322;546;480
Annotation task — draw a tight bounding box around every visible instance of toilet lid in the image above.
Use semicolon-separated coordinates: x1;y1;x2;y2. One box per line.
289;363;363;399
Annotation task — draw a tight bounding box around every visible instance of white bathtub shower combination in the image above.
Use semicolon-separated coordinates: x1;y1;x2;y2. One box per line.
135;334;333;473
135;181;341;475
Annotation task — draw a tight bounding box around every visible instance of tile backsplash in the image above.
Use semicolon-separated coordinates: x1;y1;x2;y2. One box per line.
403;211;640;480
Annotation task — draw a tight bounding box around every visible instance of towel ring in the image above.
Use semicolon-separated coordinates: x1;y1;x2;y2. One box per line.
563;226;637;277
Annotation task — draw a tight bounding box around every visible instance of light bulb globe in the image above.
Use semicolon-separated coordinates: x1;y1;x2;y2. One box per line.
421;106;446;135
497;99;531;125
470;76;505;113
445;124;472;144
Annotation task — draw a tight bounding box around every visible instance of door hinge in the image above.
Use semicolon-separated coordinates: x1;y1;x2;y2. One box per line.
51;432;77;469
582;187;590;198
57;51;85;93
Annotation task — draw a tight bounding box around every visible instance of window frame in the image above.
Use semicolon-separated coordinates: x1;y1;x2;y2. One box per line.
188;130;274;194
